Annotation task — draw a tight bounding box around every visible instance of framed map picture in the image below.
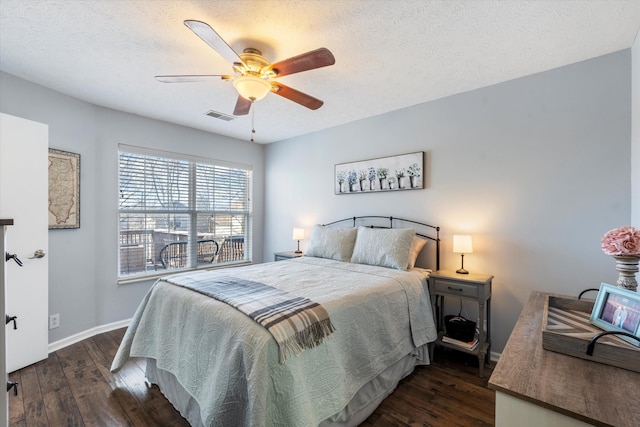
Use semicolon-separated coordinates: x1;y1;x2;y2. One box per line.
48;148;80;229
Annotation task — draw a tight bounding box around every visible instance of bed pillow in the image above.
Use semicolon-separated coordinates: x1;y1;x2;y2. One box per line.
305;225;358;262
407;236;428;269
350;227;415;270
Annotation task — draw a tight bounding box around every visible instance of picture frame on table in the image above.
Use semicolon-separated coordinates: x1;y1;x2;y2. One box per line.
589;282;640;347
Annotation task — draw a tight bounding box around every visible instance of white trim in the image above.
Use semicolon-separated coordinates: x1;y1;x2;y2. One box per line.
48;318;131;354
118;261;252;285
118;143;252;171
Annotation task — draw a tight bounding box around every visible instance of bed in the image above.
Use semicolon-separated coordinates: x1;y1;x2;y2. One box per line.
111;216;441;426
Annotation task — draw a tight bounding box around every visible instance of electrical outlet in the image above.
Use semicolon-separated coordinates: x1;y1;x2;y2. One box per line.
49;314;60;329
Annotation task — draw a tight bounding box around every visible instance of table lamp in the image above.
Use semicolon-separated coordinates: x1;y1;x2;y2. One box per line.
453;234;473;274
292;228;305;254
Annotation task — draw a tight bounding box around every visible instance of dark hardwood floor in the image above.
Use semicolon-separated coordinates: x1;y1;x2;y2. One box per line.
9;328;495;426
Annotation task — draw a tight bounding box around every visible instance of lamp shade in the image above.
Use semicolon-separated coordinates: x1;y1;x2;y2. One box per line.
453;235;473;254
292;228;305;241
233;76;271;101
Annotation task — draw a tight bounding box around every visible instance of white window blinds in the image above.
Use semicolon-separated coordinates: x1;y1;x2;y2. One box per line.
118;146;252;279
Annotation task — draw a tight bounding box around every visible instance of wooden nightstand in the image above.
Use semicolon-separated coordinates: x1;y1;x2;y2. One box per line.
429;270;493;377
274;251;304;261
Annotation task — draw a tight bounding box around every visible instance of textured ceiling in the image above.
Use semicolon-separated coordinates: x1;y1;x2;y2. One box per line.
1;0;639;144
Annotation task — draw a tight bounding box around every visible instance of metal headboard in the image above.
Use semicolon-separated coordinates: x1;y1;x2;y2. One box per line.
322;216;441;270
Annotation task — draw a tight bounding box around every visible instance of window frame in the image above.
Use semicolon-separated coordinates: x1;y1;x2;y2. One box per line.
117;144;253;282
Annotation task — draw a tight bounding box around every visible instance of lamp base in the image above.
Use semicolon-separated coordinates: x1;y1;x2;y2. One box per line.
456;253;469;274
294;250;302;254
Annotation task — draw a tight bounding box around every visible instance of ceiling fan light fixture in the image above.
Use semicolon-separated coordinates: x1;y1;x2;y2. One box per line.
233;76;271;101
159;20;335;114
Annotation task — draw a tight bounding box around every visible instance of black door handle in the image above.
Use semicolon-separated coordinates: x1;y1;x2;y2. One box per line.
7;381;18;396
5;315;17;329
5;252;23;266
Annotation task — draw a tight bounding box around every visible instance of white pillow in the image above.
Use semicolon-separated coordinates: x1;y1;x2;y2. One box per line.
305;225;357;262
407;236;428;269
350;227;415;270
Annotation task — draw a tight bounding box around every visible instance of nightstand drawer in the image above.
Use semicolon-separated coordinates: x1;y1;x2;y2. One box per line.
433;279;479;298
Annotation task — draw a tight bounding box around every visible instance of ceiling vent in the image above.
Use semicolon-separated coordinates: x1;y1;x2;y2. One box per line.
205;110;235;121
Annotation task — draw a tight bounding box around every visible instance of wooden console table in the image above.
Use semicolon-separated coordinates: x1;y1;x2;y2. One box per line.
488;291;640;426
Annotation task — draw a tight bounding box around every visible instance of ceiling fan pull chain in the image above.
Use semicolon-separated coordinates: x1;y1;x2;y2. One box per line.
250;101;256;142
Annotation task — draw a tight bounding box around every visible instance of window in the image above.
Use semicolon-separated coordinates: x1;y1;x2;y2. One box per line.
118;145;252;279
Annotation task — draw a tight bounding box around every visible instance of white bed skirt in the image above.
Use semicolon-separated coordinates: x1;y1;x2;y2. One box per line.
145;343;431;427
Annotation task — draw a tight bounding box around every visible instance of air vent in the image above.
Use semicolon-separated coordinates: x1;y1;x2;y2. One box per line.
205;110;235;121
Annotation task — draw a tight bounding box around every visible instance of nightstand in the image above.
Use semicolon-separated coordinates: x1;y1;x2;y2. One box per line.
429;270;493;377
274;251;304;261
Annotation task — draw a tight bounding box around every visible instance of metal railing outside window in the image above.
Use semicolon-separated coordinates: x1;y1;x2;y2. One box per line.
118;145;252;279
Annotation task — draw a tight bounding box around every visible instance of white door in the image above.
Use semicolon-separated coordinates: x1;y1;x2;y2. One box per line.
0;113;49;373
1;223;11;426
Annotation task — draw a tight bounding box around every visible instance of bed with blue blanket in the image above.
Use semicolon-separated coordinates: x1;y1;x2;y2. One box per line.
111;217;440;426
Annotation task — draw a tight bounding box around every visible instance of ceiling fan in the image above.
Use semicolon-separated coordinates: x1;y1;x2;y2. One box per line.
156;20;336;116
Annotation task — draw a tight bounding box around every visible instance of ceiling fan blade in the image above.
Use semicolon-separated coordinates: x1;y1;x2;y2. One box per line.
271;83;324;110
155;75;231;83
233;96;252;116
184;20;245;66
267;48;335;77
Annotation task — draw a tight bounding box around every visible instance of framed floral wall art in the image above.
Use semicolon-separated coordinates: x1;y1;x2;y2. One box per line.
335;152;424;195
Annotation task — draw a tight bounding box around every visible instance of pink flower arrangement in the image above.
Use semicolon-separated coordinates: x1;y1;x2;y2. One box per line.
601;226;640;257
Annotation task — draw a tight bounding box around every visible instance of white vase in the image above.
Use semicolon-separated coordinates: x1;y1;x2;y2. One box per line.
613;255;639;292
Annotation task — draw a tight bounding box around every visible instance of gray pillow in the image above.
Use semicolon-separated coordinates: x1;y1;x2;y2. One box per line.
350;227;415;270
407;236;427;269
305;225;357;262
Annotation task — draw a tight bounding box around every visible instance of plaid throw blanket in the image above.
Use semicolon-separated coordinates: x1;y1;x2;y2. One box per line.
164;274;335;363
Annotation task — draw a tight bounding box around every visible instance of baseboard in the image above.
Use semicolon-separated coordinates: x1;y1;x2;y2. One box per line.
48;318;131;354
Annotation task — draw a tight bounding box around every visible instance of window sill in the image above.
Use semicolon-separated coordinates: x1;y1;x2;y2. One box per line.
117;261;253;285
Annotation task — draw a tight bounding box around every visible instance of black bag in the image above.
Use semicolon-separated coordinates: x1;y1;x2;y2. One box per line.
444;315;476;342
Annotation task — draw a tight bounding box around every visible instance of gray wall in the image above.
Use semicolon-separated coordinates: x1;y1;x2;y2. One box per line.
264;50;632;355
0;71;265;343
